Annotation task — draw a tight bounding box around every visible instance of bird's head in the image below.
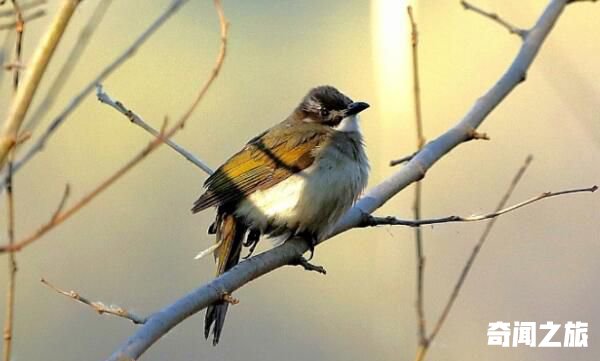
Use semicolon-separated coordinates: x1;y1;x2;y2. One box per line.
297;85;369;131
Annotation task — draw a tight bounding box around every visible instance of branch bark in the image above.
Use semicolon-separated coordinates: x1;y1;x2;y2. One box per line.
106;1;593;360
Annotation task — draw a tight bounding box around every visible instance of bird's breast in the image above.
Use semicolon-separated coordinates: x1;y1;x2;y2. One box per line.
234;134;368;240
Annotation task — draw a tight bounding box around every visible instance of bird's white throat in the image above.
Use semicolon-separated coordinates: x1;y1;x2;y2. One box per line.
334;114;361;133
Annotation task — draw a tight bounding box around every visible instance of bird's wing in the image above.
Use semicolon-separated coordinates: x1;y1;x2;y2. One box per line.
192;123;330;212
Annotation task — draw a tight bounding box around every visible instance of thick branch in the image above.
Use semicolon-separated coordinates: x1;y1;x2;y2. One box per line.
22;0;112;132
106;1;593;360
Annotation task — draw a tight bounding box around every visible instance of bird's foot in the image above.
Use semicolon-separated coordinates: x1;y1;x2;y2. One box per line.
291;256;327;275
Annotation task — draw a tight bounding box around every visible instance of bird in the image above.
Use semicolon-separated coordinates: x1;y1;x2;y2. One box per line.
192;85;370;345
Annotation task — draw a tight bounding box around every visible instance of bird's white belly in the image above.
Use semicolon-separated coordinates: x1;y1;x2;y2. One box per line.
234;153;367;241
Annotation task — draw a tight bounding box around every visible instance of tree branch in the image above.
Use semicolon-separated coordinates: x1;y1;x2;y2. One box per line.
426;155;532;346
0;0;44;17
2;5;22;358
96;84;213;175
0;0;191;192
358;185;596;228
41;278;147;325
0;8;44;31
105;1;596;360
22;0;112;132
0;0;80;170
0;0;227;254
406;5;427;348
461;0;528;38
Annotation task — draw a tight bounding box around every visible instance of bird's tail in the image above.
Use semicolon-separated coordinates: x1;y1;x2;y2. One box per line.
205;210;247;345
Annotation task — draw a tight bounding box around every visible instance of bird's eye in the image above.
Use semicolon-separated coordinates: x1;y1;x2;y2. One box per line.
320;108;330;117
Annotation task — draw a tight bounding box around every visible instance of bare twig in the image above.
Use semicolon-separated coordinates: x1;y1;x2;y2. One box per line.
461;0;528;38
414;156;533;361
96;84;213;175
106;2;597;359
23;0;112;132
427;156;533;346
0;8;43;31
9;0;23;89
0;0;45;17
2;155;17;361
0;30;14;85
390;151;417;166
0;184;70;253
50;184;70;220
0;0;228;254
0;0;80;170
359;184;596;228
407;5;427;349
0;0;192;191
41;278;147;324
2;4;21;357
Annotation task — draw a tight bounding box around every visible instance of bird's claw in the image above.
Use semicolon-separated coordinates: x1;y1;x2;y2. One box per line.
291;256;326;275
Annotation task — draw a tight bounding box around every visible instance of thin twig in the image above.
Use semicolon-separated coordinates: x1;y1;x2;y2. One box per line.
41;278;147;324
2;152;17;361
0;30;14;85
2;4;20;358
390;151;417;166
50;184;70;220
461;0;528;38
9;0;22;89
0;8;43;31
0;0;80;170
359;184;597;228
0;0;45;17
96;84;213;175
407;5;427;349
23;0;112;132
0;0;191;191
0;0;228;254
427;155;532;345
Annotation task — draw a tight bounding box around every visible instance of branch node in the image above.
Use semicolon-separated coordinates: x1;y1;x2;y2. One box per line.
290;256;327;275
461;0;527;39
466;129;490;141
390;151;418;167
222;293;239;305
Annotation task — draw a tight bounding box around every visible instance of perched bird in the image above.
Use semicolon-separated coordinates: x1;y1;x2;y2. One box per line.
192;85;370;345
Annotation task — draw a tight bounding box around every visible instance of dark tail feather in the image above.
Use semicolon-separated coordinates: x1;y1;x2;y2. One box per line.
204;210;246;345
204;302;230;345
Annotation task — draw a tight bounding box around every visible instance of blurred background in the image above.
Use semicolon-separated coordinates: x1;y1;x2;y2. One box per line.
0;0;598;360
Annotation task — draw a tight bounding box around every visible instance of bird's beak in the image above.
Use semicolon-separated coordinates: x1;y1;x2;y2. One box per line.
345;101;370;116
